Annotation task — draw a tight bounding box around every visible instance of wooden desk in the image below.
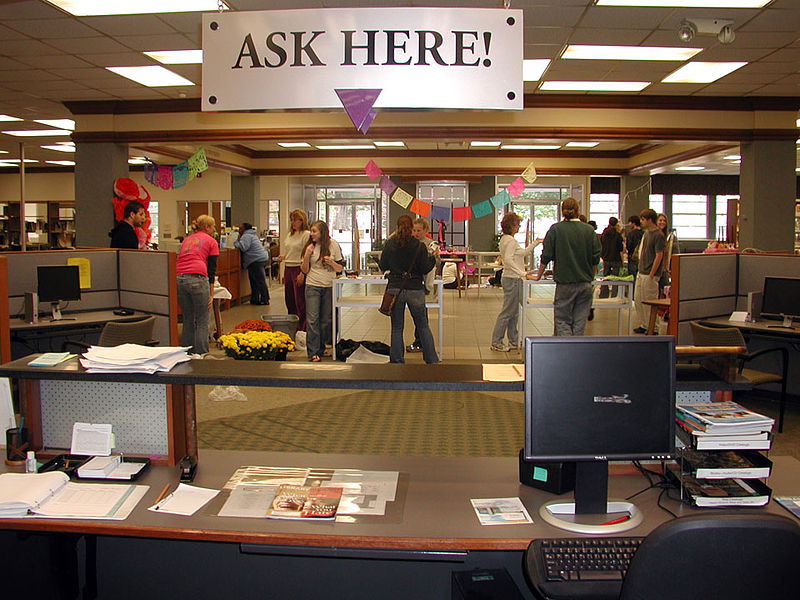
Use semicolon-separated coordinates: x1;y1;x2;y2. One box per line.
1;451;798;600
642;298;671;335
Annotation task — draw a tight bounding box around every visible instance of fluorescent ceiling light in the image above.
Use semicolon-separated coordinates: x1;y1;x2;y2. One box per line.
566;141;600;148
502;144;561;150
45;160;75;166
540;81;650;92
277;142;311;148
0;150;7;154
144;50;203;65
675;166;705;171
2;129;71;137
723;155;741;160
374;141;405;147
34;119;75;130
523;59;551;81
43;0;228;16
662;62;746;83
106;66;195;87
0;115;22;122
0;159;38;163
470;141;501;147
594;1;770;7
563;45;702;61
315;144;374;150
41;144;76;152
128;157;150;164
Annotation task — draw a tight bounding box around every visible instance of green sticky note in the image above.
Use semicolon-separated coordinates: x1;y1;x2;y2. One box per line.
533;466;548;482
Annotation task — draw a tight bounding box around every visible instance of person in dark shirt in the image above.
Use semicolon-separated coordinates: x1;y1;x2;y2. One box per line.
109;201;145;249
599;217;624;298
626;215;644;293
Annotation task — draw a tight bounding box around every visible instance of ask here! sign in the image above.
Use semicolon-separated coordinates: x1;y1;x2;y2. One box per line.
201;7;523;112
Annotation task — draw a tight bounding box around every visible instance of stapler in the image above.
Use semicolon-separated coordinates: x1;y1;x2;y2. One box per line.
179;455;197;483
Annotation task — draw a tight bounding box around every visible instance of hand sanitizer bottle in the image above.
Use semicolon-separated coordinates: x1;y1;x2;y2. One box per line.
25;451;37;473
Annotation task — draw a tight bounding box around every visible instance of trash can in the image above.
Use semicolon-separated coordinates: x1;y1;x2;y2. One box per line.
261;314;299;341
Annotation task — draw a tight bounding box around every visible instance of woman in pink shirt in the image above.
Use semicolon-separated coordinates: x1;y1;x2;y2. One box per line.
176;215;219;355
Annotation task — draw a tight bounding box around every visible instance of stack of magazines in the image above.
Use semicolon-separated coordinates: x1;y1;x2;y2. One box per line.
675;401;774;450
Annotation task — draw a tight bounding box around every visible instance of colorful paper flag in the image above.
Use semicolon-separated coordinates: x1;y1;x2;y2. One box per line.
172;162;188;188
364;160;382;180
379;175;397;196
471;200;493;219
409;198;431;217
490;189;510;210
335;89;382;134
507;177;525;198
144;161;157;185
157;165;173;190
392;187;413;209
452;206;472;222
431;205;450;222
522;162;537;183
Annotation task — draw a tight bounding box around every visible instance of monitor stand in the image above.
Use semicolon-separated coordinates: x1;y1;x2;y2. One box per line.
767;314;795;329
538;462;643;535
48;301;76;321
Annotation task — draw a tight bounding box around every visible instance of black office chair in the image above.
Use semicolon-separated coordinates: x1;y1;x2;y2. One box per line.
62;315;157;352
689;321;789;432
619;513;800;600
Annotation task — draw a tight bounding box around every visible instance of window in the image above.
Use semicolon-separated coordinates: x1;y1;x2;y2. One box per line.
267;200;279;236
672;194;707;239
417;182;468;248
588;193;619;230
648;194;664;215
715;195;737;241
148;201;158;244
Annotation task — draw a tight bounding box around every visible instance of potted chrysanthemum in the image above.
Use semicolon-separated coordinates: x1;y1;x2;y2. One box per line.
218;330;295;360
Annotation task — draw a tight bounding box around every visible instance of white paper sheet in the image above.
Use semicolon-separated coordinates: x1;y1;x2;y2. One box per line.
148;483;219;516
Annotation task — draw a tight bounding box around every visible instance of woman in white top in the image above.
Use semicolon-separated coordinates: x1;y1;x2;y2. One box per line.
277;209;310;331
300;220;343;362
491;212;541;352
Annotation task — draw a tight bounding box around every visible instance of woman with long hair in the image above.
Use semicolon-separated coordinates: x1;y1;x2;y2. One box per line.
656;213;679;293
379;214;438;363
176;214;219;356
300;220;343;362
278;209;310;330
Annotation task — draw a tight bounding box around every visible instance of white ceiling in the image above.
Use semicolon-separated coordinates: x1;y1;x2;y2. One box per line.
0;0;798;174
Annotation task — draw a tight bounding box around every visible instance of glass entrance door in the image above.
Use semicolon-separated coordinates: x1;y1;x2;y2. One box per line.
327;202;374;271
510;202;560;269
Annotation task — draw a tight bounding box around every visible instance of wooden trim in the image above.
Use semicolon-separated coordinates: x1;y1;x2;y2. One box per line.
0;257;9;365
23;380;42;450
246;148;631;160
251;167;628;177
630;144;738;176
130;145;252;176
167;384;187;466
167;251;179;346
668;254;679;338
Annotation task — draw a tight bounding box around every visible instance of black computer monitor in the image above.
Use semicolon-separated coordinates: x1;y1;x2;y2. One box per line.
761;276;800;327
524;336;675;534
37;265;81;321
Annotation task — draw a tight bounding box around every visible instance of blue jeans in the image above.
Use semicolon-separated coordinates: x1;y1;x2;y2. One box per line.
246;260;269;304
305;284;331;358
492;276;522;347
177;274;210;354
390;288;438;363
553;282;593;336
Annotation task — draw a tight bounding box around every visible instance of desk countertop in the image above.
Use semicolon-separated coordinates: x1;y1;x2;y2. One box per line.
10;309;146;332
700;317;800;338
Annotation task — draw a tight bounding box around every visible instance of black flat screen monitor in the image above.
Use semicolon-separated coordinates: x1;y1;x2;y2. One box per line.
761;276;800;325
37;265;81;320
524;336;675;533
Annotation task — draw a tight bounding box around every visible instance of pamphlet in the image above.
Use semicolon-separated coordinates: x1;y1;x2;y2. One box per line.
266;484;343;520
470;497;533;525
774;496;800;519
70;422;113;456
148;483;219;516
27;353;76;368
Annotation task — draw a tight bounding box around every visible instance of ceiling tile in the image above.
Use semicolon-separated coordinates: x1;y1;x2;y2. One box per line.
80;52;155;68
47;67;126;82
725;31;797;49
44;36;132;54
152;13;203;35
522;6;586;28
6;18;98;39
732;9;799;33
523;27;571;45
116;34;199;52
0;69;61;82
1;38;61;57
568;28;648;46
0;57;30;71
761;48;800;62
579;7;671;29
4;79;89;92
78;14;179;37
0;0;64;20
693;83;762;95
16;54;95;69
0;23;27;40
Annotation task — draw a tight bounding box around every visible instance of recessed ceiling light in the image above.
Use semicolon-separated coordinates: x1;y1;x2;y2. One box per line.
540;81;650;92
315;144;375;150
563;45;702;61
594;1;769;7
374;141;405;147
0;158;38;163
277;142;311;148
43;0;228;16
2;129;71;137
523;59;551;81
470;141;501;147
128;157;151;164
662;62;746;84
0;115;22;122
144;50;203;65
675;166;705;171
566;142;600;148
0;150;7;154
106;66;195;87
723;155;741;160
41;144;76;152
501;144;561;150
34;119;75;130
45;160;76;166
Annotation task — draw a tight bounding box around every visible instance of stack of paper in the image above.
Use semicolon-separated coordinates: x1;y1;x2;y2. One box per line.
80;344;191;374
77;455;121;478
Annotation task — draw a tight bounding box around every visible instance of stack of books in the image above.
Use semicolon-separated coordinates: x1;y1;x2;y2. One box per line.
673;401;774;508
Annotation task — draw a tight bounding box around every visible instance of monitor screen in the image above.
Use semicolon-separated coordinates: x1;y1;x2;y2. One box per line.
761;276;800;320
524;336;675;462
37;265;81;303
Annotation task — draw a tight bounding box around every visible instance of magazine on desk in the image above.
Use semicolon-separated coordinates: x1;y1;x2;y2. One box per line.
266;484;342;520
676;401;774;435
678;449;772;479
675;422;771;451
677;474;771;507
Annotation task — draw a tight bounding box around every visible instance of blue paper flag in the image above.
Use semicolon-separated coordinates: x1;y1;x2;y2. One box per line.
471;200;493;219
431;205;450;222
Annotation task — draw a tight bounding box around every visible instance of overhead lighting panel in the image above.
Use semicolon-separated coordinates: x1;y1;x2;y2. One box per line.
566;142;600;148
315;145;374;150
144;50;203;65
662;62;746;83
41;144;76;152
562;45;702;61
595;1;770;7
374;141;406;147
277;142;311;148
34;119;75;130
0;115;22;121
523;59;551;81
501;144;561;150
675;166;705;171
540;81;650;92
43;0;227;16
106;66;195;87
2;129;71;137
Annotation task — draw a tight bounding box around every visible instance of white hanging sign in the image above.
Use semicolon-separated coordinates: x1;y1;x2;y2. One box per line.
202;7;523;112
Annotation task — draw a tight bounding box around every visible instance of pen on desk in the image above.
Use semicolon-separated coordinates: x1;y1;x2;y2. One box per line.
153;484;170;508
512;365;523;377
600;515;631;526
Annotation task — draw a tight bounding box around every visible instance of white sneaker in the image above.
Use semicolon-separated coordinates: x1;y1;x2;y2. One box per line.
490;343;510;352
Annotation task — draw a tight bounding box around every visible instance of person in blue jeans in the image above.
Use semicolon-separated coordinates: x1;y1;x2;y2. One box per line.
234;222;270;305
380;215;438;364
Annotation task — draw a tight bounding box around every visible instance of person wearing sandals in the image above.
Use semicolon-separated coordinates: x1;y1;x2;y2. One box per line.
300;220;343;362
380;215;439;364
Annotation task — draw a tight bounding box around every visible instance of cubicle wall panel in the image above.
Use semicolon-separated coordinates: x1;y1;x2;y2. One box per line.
152;315;170;347
39;380;169;456
676;254;737;300
737;255;800;298
675;297;736;345
118;250;170;295
119;290;169;315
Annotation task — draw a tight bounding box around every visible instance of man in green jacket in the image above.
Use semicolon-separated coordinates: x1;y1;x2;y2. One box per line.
530;197;601;336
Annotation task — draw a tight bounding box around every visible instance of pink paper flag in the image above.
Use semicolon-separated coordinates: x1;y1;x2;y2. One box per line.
157;165;173;190
364;160;382;180
452;206;472;222
379;175;397;196
507;176;525;198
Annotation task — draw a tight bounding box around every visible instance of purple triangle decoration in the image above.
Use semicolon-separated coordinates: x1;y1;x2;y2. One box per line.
335;89;381;134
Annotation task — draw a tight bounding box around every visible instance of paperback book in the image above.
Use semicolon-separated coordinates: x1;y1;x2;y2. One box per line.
677;474;771;508
675;420;771;451
676;402;773;435
266;484;343;520
678;449;771;479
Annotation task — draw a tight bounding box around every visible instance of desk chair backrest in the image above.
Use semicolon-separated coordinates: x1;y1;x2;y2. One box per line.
619;513;800;600
689;321;746;347
98;316;156;347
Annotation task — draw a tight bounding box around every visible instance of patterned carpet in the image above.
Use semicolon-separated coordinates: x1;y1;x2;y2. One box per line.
198;390;524;457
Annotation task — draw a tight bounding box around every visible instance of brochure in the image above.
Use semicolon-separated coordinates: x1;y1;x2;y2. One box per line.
266;484;343;520
470;497;533;525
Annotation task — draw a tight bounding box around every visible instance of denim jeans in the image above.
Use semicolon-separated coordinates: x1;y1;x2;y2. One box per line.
390;288;438;363
491;276;522;348
246;260;269;304
177;273;210;354
553;281;593;336
305;284;331;358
